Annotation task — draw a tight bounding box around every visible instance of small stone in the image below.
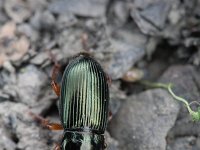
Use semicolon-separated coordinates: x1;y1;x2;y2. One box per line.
30;52;49;65
27;0;48;12
105;131;119;150
131;1;171;35
0;91;10;102
9;36;30;62
17;23;39;42
4;0;31;23
30;11;56;30
57;28;84;57
122;68;144;82
167;136;196;150
0;21;16;39
49;0;109;17
0;69;16;88
108;1;129;26
16;65;48;107
0;0;3;9
57;14;78;29
0;128;17;150
140;1;170;29
2;61;15;73
0;10;8;25
109;81;126;115
0;102;49;150
106;39;145;79
0;30;30;66
168;7;181;25
131;9;159;35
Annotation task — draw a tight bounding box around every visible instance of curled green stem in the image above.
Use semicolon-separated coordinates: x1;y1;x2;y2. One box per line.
140;81;200;121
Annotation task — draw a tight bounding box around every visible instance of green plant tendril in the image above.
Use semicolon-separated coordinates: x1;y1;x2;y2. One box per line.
140;81;200;121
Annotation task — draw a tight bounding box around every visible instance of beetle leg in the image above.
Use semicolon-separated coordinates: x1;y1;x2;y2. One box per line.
29;112;63;130
106;74;112;86
54;143;61;150
46;49;61;97
45;122;63;130
51;64;61;97
81;32;90;51
108;111;112;121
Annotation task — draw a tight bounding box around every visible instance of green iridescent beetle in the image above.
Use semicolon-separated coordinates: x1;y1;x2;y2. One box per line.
50;53;110;150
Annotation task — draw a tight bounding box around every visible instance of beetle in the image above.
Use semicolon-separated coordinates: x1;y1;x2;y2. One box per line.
32;52;110;150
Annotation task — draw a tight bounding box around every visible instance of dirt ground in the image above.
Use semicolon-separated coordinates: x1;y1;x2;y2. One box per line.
0;0;200;150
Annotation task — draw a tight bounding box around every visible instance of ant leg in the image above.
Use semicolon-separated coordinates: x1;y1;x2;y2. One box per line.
51;63;61;97
29;112;63;130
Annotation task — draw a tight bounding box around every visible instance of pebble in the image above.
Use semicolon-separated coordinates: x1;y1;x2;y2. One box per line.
16;65;48;107
49;0;109;17
4;0;31;23
0;102;49;150
30;11;56;31
106;39;145;79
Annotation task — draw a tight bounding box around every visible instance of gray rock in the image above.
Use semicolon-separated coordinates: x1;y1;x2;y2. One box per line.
30;11;56;30
140;1;170;29
16;65;48;107
0;91;10;102
110;26;148;48
57;28;84;57
4;0;31;23
196;137;200;149
168;121;200;139
30;87;58;115
133;0;164;9
0;102;49;150
49;0;109;17
0;128;17;150
30;52;49;65
168;3;182;25
109;81;126;116
0;70;12;88
57;13;78;29
131;1;171;35
105;131;119;150
1;71;18;99
106;39;145;79
17;23;39;42
131;9;159;35
109;89;179;150
0;10;8;25
167;136;196;150
2;61;15;73
0;0;3;9
108;1;129;26
27;0;48;12
103;26;146;79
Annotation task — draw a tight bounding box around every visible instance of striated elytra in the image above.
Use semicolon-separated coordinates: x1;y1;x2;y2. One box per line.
59;53;109;150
